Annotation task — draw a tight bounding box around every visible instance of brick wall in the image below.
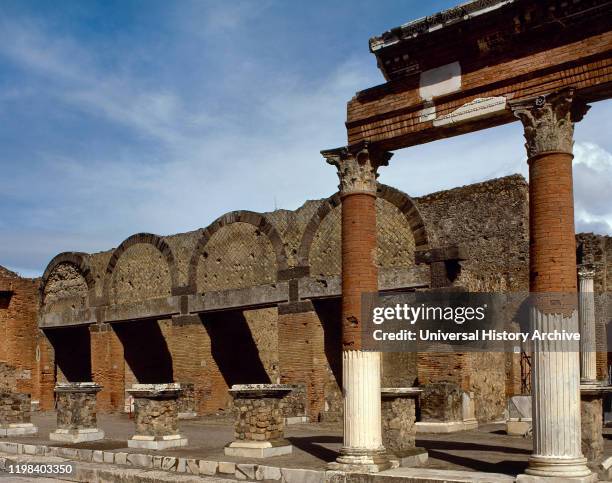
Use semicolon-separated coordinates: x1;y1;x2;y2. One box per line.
0;268;39;399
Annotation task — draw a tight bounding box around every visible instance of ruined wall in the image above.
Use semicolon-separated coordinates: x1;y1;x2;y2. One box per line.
0;267;39;398
110;244;172;305
34;176;533;420
414;175;529;421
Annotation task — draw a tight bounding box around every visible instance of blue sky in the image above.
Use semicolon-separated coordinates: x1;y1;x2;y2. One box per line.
1;0;611;277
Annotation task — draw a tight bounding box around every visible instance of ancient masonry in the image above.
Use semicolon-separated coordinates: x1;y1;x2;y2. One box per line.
0;0;611;479
0;176;610;426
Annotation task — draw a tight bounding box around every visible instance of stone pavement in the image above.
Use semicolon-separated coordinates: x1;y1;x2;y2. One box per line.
2;412;611;479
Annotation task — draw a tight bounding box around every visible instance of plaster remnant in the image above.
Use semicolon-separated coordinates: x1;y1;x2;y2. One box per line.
419;61;461;101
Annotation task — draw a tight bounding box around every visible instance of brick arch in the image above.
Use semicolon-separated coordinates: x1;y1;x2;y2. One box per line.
41;252;94;298
187;210;289;291
102;233;178;302
296;184;429;267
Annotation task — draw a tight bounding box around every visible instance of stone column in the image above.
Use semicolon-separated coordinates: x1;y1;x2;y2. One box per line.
225;384;293;458
49;382;104;443
511;89;593;481
578;269;598;385
126;383;187;450
322;142;392;472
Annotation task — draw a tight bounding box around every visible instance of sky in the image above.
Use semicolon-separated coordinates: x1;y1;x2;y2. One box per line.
1;0;611;278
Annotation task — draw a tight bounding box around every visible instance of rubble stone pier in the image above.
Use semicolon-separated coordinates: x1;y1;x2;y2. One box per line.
49;382;104;443
225;384;293;458
127;383;187;450
0;391;37;437
381;387;427;467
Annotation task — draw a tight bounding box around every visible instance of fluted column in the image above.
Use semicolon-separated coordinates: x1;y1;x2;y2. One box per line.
578;269;598;384
511;89;592;480
322;142;392;472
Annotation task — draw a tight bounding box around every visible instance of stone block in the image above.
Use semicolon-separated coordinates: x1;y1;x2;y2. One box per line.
218;461;236;474
49;427;104;443
127;452;153;468
161;456;176;471
280;467;325;483
199;459;218;476
225;440;293;458
115;452;128;465
256;465;282;480
237;463;257;479
185;458;199;474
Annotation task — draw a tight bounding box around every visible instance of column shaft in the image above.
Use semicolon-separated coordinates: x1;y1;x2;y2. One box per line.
511;89;592;479
323;143;391;472
578;272;597;383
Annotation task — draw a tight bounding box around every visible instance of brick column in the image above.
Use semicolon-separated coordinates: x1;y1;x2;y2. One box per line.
90;323;111;412
322;142;392;472
511;88;593;481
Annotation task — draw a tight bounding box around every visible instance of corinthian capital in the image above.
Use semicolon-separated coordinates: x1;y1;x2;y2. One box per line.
509;88;590;159
321;142;393;195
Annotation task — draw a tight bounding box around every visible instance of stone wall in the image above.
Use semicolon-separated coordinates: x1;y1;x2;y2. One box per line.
0;267;39;400
29;175;566;421
0;391;31;425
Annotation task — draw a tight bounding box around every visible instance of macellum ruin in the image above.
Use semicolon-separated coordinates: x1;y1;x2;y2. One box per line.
0;0;611;481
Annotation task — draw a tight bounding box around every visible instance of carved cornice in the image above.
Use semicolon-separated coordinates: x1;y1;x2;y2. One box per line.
321;142;393;196
509;88;590;159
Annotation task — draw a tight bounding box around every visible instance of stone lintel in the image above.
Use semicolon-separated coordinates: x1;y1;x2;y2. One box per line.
381;387;422;399
54;382;102;394
277;300;315;315
229;384;293;399
127;383;182;399
415;245;468;264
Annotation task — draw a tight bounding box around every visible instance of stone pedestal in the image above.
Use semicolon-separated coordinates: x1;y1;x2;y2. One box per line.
225;384;293;458
0;391;37;437
381;388;427;467
49;382;103;443
416;382;477;433
506;395;532;436
127;383;187;450
177;382;197;420
580;384;612;473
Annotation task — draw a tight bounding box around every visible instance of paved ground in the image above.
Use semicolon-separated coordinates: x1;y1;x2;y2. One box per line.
6;412;612;477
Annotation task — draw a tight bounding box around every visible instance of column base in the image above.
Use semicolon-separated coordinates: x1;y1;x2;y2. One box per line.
415;420;478;433
328;447;394;473
517;474;597;482
0;423;38;437
523;455;592;479
224;440;292;458
49;428;104;443
128;434;188;450
388;447;428;467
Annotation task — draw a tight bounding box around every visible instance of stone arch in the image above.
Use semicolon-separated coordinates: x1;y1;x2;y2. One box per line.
297;184;429;275
41;252;94;311
187;211;288;292
103;233;178;305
